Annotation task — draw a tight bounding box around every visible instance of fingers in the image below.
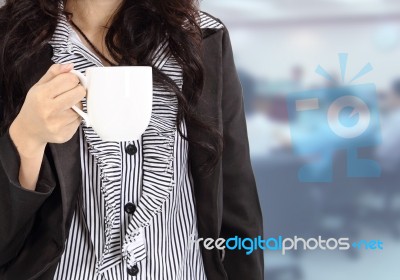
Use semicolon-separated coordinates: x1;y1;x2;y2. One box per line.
74;101;83;111
60;107;81;121
38;63;74;85
64;117;82;137
54;85;86;111
54;103;84;128
51;117;82;144
45;72;81;98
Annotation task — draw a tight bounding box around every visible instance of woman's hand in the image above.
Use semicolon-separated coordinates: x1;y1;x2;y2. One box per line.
9;63;86;190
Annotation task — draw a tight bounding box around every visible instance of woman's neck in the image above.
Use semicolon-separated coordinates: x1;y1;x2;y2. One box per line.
64;0;122;66
65;0;123;32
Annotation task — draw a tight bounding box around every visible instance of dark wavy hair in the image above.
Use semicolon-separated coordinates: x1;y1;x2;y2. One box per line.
0;0;222;172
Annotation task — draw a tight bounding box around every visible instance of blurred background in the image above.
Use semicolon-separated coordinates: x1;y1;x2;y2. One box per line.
201;0;400;280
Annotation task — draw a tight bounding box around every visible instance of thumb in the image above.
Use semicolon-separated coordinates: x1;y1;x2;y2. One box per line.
37;63;74;85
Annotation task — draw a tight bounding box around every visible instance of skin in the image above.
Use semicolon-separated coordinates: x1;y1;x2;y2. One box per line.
9;0;122;191
65;0;123;65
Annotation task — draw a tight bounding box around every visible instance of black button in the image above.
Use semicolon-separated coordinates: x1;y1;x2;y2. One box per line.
125;144;137;155
124;202;136;214
127;265;139;276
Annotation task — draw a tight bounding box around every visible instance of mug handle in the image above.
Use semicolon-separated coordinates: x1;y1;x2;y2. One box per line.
70;69;91;126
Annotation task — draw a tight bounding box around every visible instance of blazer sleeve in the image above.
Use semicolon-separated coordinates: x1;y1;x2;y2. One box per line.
219;27;264;280
0;89;57;266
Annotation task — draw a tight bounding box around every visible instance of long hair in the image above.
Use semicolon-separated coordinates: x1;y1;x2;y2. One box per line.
0;0;222;172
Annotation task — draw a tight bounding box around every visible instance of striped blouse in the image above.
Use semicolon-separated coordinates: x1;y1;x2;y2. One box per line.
48;4;224;280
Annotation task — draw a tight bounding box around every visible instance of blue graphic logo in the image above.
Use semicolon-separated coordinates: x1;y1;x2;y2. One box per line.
352;239;384;250
287;54;381;182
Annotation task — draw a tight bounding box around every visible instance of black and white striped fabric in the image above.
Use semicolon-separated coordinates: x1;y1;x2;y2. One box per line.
49;3;224;280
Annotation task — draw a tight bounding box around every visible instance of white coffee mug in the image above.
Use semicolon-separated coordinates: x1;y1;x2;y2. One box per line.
71;66;153;141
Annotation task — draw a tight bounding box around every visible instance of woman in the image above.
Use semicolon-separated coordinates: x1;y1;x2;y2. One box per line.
0;0;263;279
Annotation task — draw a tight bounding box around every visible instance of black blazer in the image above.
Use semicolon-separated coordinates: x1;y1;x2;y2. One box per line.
0;21;264;280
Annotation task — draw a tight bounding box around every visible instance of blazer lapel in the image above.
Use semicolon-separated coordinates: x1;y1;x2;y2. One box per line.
48;132;81;236
186;29;227;279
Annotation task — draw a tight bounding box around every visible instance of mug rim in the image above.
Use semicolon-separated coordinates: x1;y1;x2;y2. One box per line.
88;66;152;70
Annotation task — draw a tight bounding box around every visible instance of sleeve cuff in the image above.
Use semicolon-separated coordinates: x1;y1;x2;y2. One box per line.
0;129;56;195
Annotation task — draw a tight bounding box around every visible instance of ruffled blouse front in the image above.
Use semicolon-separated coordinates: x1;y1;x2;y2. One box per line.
50;3;223;279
